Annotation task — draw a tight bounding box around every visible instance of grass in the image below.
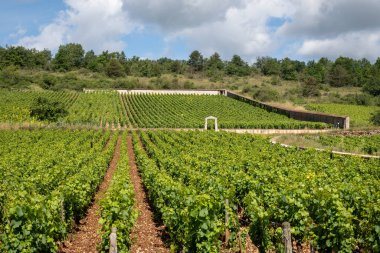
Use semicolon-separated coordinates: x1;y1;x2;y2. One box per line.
275;134;380;156
305;103;379;127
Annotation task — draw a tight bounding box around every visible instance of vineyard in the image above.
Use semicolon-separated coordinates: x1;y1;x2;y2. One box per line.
123;94;327;129
0;129;114;251
133;130;380;252
66;92;127;127
0;90;329;129
0;90;78;123
305;103;380;127
0;89;379;253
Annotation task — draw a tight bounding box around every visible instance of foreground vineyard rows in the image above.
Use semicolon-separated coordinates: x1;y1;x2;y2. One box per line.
0;90;328;129
0;129;379;252
0;129;135;252
133;130;379;252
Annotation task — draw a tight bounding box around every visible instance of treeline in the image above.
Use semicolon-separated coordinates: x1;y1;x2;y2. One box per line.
0;43;379;96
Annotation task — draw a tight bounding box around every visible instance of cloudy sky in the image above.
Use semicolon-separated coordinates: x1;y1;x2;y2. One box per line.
2;0;380;62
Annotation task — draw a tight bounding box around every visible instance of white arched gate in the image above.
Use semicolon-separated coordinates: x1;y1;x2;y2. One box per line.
204;116;219;131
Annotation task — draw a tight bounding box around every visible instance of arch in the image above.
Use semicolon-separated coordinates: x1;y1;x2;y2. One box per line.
205;116;219;131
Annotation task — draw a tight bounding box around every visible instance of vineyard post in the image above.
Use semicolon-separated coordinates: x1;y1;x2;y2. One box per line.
109;227;117;253
225;199;230;244
60;199;65;222
282;222;292;253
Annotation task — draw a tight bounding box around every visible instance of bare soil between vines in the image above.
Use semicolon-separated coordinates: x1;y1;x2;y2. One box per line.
58;135;122;253
127;134;170;253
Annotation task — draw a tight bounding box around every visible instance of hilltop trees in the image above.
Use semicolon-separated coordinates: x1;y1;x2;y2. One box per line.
106;58;125;78
0;43;380;99
0;46;51;69
53;43;85;71
256;57;281;76
226;55;251;76
188;50;204;72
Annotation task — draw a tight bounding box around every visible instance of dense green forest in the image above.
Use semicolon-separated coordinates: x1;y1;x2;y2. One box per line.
0;43;380;101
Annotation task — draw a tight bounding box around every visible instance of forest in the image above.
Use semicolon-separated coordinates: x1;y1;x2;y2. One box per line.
0;43;379;97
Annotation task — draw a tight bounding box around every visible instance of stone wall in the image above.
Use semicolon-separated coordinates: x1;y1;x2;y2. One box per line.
225;90;350;129
116;89;222;95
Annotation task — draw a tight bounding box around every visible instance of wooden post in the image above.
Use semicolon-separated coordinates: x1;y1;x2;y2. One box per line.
109;227;117;253
225;199;230;245
282;222;292;253
60;199;65;222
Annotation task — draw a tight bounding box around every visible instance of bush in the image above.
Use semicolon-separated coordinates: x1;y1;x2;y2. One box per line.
252;87;279;102
105;59;125;78
0;66;32;88
370;110;380;126
342;93;374;106
270;75;281;86
41;74;57;90
30;97;68;122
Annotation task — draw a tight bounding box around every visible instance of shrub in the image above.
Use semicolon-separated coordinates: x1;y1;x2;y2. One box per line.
270;75;281;86
41;74;57;90
30;97;68;122
252;87;279;102
370;110;380;125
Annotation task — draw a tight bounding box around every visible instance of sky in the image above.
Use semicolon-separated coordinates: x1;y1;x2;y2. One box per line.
1;0;380;62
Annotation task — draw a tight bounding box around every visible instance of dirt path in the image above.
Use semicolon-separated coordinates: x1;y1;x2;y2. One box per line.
59;135;122;253
127;134;169;253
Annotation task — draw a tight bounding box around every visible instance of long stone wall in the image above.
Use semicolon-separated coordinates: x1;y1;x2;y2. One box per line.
83;89;222;95
117;89;222;95
224;90;350;129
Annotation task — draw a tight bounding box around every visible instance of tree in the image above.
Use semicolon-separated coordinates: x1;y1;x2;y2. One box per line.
105;59;125;77
280;58;298;80
206;52;224;71
170;60;185;74
226;55;251;76
34;49;52;69
329;65;349;87
53;43;85;71
0;46;51;69
30;97;68;122
302;76;321;97
188;50;204;72
256;57;280;76
364;73;380;96
304;58;331;84
83;50;98;71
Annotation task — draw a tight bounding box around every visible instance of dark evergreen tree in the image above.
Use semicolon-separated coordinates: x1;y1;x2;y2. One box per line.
188;50;204;72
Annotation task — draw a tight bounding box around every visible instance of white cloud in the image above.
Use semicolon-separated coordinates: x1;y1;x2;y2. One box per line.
15;0;380;61
18;0;135;52
278;0;380;60
123;0;246;32
9;27;27;39
171;0;292;61
279;0;380;38
297;32;380;61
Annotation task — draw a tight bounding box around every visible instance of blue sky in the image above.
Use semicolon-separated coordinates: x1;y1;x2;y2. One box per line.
2;0;380;62
0;0;65;45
